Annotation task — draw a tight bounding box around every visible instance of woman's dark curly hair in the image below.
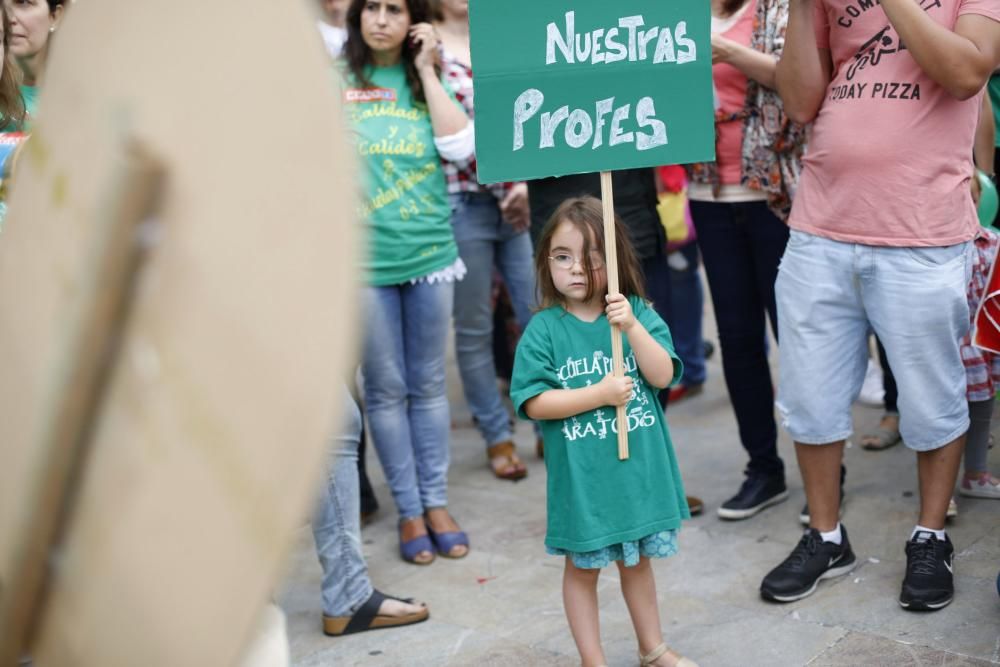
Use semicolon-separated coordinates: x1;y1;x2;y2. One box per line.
344;0;438;104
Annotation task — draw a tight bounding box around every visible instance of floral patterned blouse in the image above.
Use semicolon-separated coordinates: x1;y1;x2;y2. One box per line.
687;0;808;221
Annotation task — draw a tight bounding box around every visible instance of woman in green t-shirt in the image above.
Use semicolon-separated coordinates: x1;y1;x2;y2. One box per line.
342;0;473;566
8;0;65;125
0;3;28;229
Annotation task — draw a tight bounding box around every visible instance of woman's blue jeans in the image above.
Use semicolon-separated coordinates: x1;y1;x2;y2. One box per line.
669;242;707;386
450;192;537;448
311;386;372;617
362;279;454;520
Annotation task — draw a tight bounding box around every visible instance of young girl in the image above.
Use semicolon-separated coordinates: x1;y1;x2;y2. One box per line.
958;227;1000;502
510;197;696;667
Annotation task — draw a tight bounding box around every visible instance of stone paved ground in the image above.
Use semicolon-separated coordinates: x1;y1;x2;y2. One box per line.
277;311;1000;666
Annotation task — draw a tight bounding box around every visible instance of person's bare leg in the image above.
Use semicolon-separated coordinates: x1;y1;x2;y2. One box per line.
563;559;607;667
618;559;662;655
796;441;845;532
860;413;900;448
917;435;965;530
618;558;685;667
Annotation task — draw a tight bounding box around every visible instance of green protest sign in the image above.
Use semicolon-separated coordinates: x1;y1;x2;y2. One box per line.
470;1;715;184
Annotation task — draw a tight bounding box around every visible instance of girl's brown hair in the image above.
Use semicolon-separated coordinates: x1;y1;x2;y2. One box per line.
535;196;646;309
0;6;25;131
344;0;438;105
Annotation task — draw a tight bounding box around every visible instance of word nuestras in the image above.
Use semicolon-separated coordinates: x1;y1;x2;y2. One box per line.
514;91;667;152
546;12;696;66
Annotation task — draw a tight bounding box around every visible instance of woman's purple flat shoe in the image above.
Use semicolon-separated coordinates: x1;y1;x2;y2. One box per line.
425;524;470;559
399;532;435;565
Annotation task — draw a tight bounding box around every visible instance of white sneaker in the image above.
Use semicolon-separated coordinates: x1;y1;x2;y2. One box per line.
958;473;1000;499
857;359;885;407
947;497;958;519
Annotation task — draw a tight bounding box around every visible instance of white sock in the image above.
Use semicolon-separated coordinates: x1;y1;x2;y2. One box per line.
912;525;946;541
819;523;842;545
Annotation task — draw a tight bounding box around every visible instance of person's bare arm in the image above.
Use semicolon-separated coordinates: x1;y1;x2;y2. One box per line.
975;92;996;172
972;92;995;203
605;295;675;389
880;3;1000;100
775;0;834;123
524;374;633;421
412;23;469;136
713;34;779;90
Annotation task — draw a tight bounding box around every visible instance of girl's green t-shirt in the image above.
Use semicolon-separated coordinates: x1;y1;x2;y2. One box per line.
344;64;457;286
510;297;690;552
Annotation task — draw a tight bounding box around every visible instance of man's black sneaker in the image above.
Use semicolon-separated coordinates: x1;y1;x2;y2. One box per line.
760;525;857;602
799;464;846;525
717;473;788;520
899;531;954;611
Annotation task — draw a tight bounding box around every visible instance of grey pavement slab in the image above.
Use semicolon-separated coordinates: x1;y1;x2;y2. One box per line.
278;312;1000;666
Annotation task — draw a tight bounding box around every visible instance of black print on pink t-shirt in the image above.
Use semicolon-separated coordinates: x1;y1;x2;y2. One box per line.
828;0;941;102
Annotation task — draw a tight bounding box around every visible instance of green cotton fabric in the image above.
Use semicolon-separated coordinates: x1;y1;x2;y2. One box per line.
991;75;1000;149
511;296;690;553
344;64;457;286
20;85;37;129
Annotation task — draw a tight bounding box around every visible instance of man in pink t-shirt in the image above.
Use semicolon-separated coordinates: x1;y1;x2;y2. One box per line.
758;0;1000;611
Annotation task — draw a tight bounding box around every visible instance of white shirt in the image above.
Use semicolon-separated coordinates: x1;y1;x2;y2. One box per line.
317;22;347;59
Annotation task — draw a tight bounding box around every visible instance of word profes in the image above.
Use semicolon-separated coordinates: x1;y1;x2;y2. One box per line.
512;12;698;153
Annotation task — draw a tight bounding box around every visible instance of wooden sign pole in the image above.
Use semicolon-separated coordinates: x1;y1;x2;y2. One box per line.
600;171;629;461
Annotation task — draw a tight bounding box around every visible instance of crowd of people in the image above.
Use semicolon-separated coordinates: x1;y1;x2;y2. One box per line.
3;0;997;665
308;0;1000;665
304;0;1000;664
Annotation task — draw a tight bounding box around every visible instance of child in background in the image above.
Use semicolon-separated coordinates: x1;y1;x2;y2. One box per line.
959;229;1000;501
510;197;696;667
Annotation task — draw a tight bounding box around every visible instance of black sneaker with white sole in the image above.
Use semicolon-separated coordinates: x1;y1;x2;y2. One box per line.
717;473;788;520
760;525;857;602
799;464;846;525
899;531;954;611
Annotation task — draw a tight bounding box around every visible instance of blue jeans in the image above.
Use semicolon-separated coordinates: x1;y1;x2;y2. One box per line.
362;280;453;520
311;386;372;617
669;242;707;386
450;192;537;447
691;199;788;478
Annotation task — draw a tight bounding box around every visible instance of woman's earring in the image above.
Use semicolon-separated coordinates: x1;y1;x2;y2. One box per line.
49;26;56;33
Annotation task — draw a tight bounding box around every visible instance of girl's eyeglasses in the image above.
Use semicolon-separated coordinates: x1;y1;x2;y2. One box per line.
548;251;605;271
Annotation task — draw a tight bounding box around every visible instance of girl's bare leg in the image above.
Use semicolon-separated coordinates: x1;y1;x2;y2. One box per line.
563;558;607;667
618;558;684;667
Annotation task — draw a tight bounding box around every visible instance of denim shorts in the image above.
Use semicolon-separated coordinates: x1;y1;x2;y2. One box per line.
775;230;972;452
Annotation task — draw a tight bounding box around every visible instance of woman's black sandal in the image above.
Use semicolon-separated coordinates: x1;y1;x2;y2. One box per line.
322;589;429;636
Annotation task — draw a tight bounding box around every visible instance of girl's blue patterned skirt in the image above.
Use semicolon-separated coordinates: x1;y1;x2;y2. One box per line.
546;529;679;569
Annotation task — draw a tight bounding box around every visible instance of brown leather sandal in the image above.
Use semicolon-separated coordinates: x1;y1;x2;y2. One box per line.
487;440;527;481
